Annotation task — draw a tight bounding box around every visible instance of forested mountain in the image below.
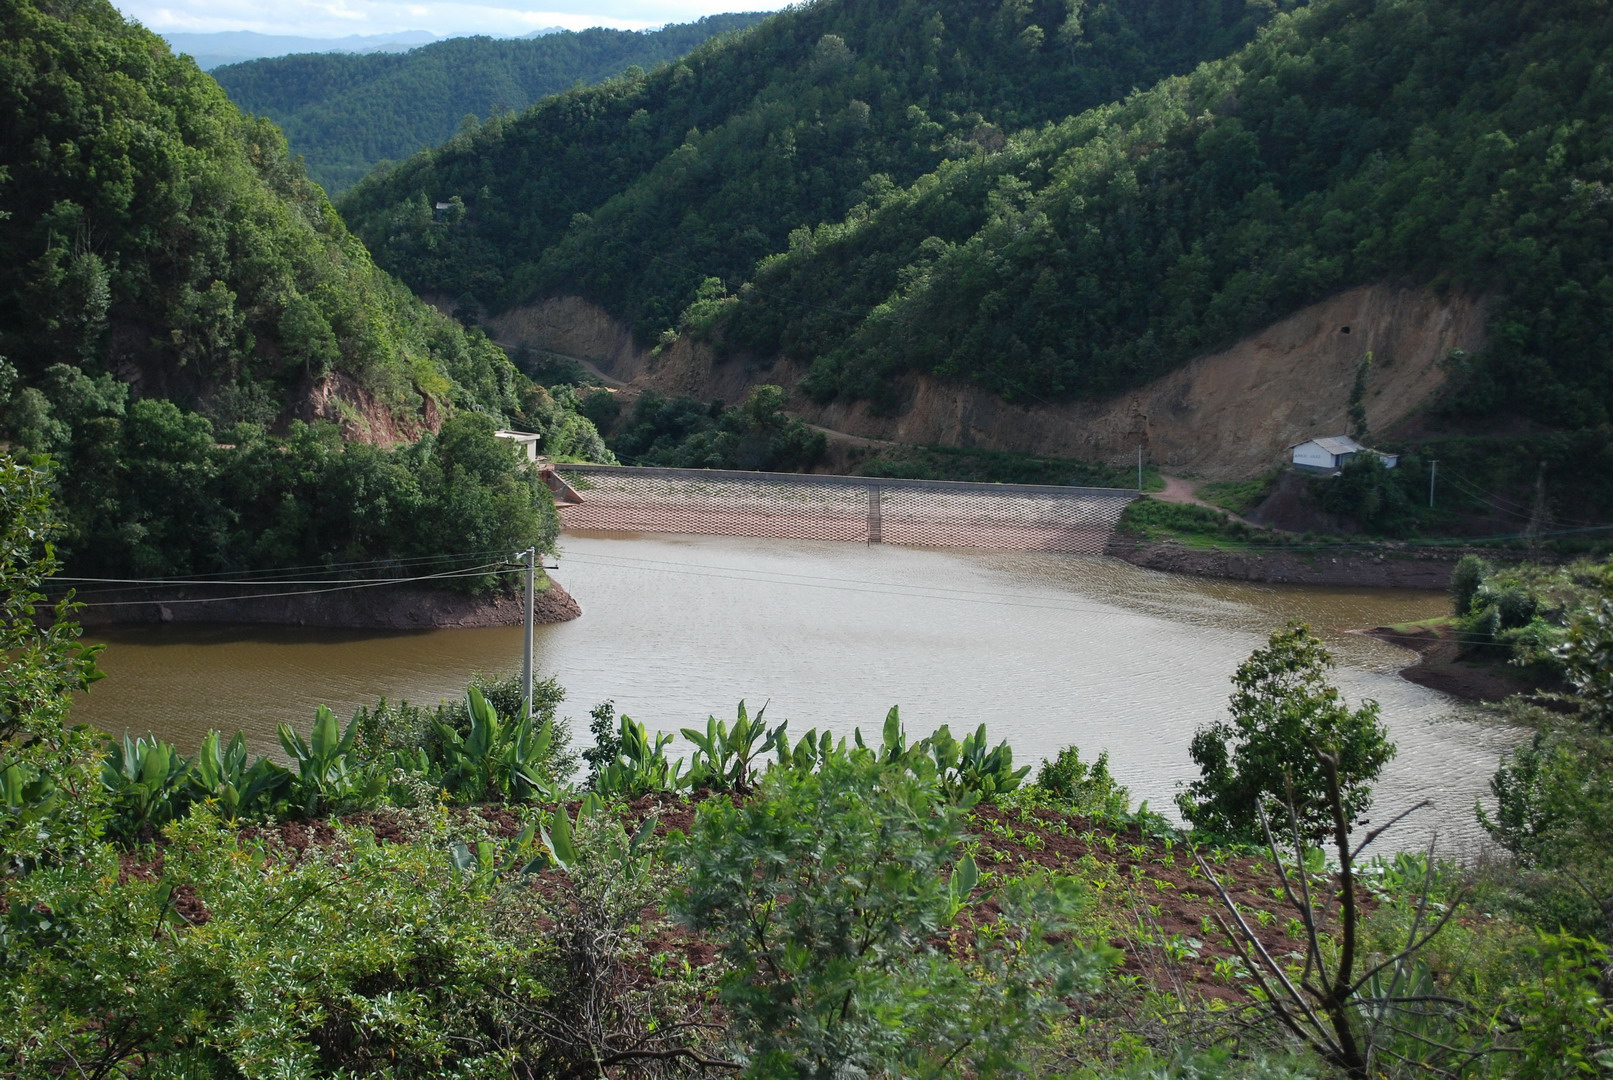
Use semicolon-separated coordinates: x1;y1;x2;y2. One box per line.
213;14;769;194
725;0;1613;427
344;0;1613;443
339;0;1300;339
0;0;606;586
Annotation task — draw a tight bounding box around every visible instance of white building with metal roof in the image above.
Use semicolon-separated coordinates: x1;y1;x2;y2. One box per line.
1289;435;1399;473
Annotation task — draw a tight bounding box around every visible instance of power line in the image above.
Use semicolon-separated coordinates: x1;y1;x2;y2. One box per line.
43;551;530;599
73;562;522;607
59;566;506;588
1441;468;1609;529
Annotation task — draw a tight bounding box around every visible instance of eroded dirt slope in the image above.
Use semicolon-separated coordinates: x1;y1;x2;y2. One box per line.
486;284;1486;481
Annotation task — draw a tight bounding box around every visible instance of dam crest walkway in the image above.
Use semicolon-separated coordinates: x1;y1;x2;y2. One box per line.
550;464;1139;554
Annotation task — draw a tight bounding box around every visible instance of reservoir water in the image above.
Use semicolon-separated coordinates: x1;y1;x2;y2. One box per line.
74;532;1518;852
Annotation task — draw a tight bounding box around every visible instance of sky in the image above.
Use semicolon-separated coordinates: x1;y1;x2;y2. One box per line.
114;0;790;37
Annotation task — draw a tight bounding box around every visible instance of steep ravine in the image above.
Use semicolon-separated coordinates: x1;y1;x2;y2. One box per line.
486;284;1487;481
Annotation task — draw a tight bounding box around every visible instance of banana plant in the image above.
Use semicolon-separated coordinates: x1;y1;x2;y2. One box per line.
103;734;193;838
1;761;60;836
945;852;982;920
451;818;551;884
925;723;1031;802
431;685;562;803
854;706;926;771
540;794;659;882
451;795;658;886
191;730;288;820
682;700;785;794
594;713;682;797
278;706;385;816
774;726;838;773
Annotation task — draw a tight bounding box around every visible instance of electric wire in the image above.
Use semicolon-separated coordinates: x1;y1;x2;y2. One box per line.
44;551;527;599
62;548;520;582
1447;473;1533;512
61;567;508;588
72;562;521;607
1441;469;1610;530
1442;476;1540;524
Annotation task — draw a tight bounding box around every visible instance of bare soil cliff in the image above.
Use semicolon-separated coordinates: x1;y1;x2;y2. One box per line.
488;284;1486;480
283;371;443;446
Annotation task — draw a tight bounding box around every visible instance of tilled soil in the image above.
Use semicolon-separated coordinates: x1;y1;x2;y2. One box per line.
113;793;1344;1008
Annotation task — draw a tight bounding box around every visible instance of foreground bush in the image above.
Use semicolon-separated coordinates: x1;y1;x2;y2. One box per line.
1;808;540;1077
674;745;1115;1076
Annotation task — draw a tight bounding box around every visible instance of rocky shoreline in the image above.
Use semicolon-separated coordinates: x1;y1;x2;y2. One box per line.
72;576;582;630
1361;624;1543;705
1106;535;1460;589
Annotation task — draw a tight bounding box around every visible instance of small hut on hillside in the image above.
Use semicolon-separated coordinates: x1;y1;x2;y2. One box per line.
494;429;541;462
1289;435;1399;474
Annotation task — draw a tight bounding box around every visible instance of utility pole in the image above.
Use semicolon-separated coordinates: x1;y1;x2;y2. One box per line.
1137;445;1144;492
1428;460;1437;509
519;545;535;719
1527;462;1548;550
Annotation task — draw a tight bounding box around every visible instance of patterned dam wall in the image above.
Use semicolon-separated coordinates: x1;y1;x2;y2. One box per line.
553;465;1138;553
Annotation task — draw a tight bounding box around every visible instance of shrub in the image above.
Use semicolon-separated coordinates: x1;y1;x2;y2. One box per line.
1451;555;1490;617
1178;622;1395;842
593;712;682;797
1037;745;1132;820
672;745;1114;1076
431;685;566;803
0;809;534;1077
495;804;715;1075
354;672;576;792
1481;580;1613;940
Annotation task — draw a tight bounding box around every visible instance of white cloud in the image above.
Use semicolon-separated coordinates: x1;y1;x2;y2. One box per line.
115;0;786;37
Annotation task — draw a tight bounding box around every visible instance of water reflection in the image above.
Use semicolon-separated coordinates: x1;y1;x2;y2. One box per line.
76;532;1519;851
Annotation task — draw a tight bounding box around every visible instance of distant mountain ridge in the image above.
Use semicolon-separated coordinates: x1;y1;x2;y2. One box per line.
161;30;450;70
211;13;769;193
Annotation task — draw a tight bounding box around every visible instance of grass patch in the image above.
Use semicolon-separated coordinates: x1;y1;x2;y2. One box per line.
1381;615;1455;634
854;444;1164;490
1197;472;1276;514
1117;499;1282;546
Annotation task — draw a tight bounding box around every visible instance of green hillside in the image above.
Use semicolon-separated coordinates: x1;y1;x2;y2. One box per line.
339;0;1300;338
725;0;1613;427
343;0;1613;533
0;0;607;586
212;15;769;195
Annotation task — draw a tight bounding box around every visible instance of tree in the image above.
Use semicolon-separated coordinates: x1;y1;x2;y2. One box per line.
0;451;106;865
1348;351;1372;441
1482;570;1613;943
1178;622;1395;842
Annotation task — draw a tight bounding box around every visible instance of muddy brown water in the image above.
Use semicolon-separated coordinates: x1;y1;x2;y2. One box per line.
75;532;1518;852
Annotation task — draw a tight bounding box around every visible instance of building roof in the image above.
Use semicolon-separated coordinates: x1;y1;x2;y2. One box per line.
1291;435;1364;456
